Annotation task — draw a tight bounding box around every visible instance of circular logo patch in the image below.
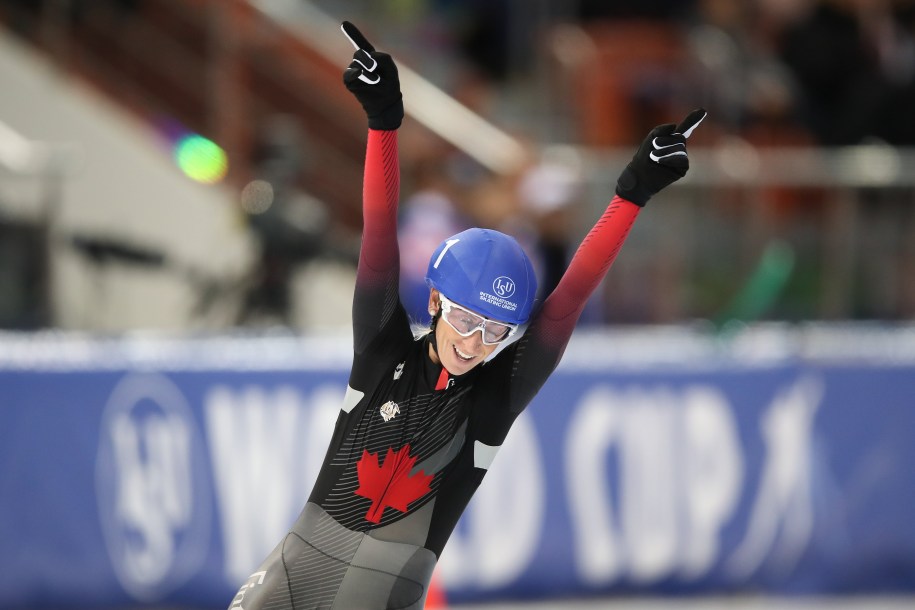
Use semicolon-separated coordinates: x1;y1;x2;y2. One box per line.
493;276;516;299
96;373;211;602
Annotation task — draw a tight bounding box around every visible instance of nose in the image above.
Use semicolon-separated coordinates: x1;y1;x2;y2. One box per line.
459;328;485;351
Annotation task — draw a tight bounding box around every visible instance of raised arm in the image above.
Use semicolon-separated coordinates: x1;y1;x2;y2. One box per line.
540;109;707;337
501;109;708;410
341;22;407;352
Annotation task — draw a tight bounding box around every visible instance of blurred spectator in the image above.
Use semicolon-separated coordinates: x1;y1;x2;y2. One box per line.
451;0;514;82
687;0;805;137
241;115;333;326
688;0;826;238
0;0;141;26
517;150;583;297
576;0;696;21
874;1;915;145
561;18;691;147
777;0;888;145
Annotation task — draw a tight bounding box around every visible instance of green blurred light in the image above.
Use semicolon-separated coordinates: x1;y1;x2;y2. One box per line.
174;134;228;184
715;239;796;332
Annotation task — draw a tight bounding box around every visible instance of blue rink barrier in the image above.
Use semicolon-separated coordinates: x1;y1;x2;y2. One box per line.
1;328;914;608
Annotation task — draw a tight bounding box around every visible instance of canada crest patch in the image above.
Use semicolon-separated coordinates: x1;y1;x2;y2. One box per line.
379;401;400;422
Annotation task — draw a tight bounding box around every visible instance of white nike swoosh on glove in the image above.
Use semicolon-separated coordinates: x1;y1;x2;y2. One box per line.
650;138;686;163
354;51;377;72
650;150;687;162
651;137;683;151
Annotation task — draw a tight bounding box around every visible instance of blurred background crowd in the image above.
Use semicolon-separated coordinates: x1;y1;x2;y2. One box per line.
1;0;914;333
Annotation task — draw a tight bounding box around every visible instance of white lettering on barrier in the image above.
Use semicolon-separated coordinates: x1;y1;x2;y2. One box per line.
96;372;211;602
681;386;743;579
565;386;625;582
727;376;822;579
620;390;679;581
438;412;545;588
565;384;744;585
205;384;340;585
109;412;191;584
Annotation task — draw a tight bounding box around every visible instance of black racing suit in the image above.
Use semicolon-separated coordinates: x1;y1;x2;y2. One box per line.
228;129;641;609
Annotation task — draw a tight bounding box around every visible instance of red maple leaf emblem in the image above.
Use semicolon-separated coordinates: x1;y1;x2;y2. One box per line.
355;444;433;523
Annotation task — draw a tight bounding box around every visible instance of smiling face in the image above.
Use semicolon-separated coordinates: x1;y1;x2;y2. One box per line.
427;290;500;376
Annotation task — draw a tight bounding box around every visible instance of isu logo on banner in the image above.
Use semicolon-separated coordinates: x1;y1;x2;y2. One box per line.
95;373;213;602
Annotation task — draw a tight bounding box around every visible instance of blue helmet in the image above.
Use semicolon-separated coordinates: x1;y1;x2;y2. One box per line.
425;228;537;325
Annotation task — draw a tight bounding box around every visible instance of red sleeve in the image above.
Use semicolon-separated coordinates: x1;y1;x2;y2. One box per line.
486;195;641;413
352;129;406;353
359;129;400;275
537;195;640;341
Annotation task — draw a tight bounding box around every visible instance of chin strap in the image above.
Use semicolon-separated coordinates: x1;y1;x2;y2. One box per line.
427;311;441;358
427;312;451;390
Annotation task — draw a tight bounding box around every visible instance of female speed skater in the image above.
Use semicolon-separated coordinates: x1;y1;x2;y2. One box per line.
228;20;706;610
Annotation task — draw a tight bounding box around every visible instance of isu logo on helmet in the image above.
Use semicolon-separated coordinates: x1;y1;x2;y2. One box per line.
493;277;515;299
426;228;537;325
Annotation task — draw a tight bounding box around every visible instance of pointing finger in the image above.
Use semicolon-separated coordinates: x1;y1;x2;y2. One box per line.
341;21;376;53
675;108;707;139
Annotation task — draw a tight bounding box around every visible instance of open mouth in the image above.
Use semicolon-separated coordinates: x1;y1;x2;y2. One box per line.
453;344;475;362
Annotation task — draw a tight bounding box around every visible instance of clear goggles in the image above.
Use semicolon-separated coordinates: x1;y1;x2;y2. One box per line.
438;294;518;345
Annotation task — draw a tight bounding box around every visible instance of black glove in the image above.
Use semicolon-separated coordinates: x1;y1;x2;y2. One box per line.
341;21;404;131
615;108;707;206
